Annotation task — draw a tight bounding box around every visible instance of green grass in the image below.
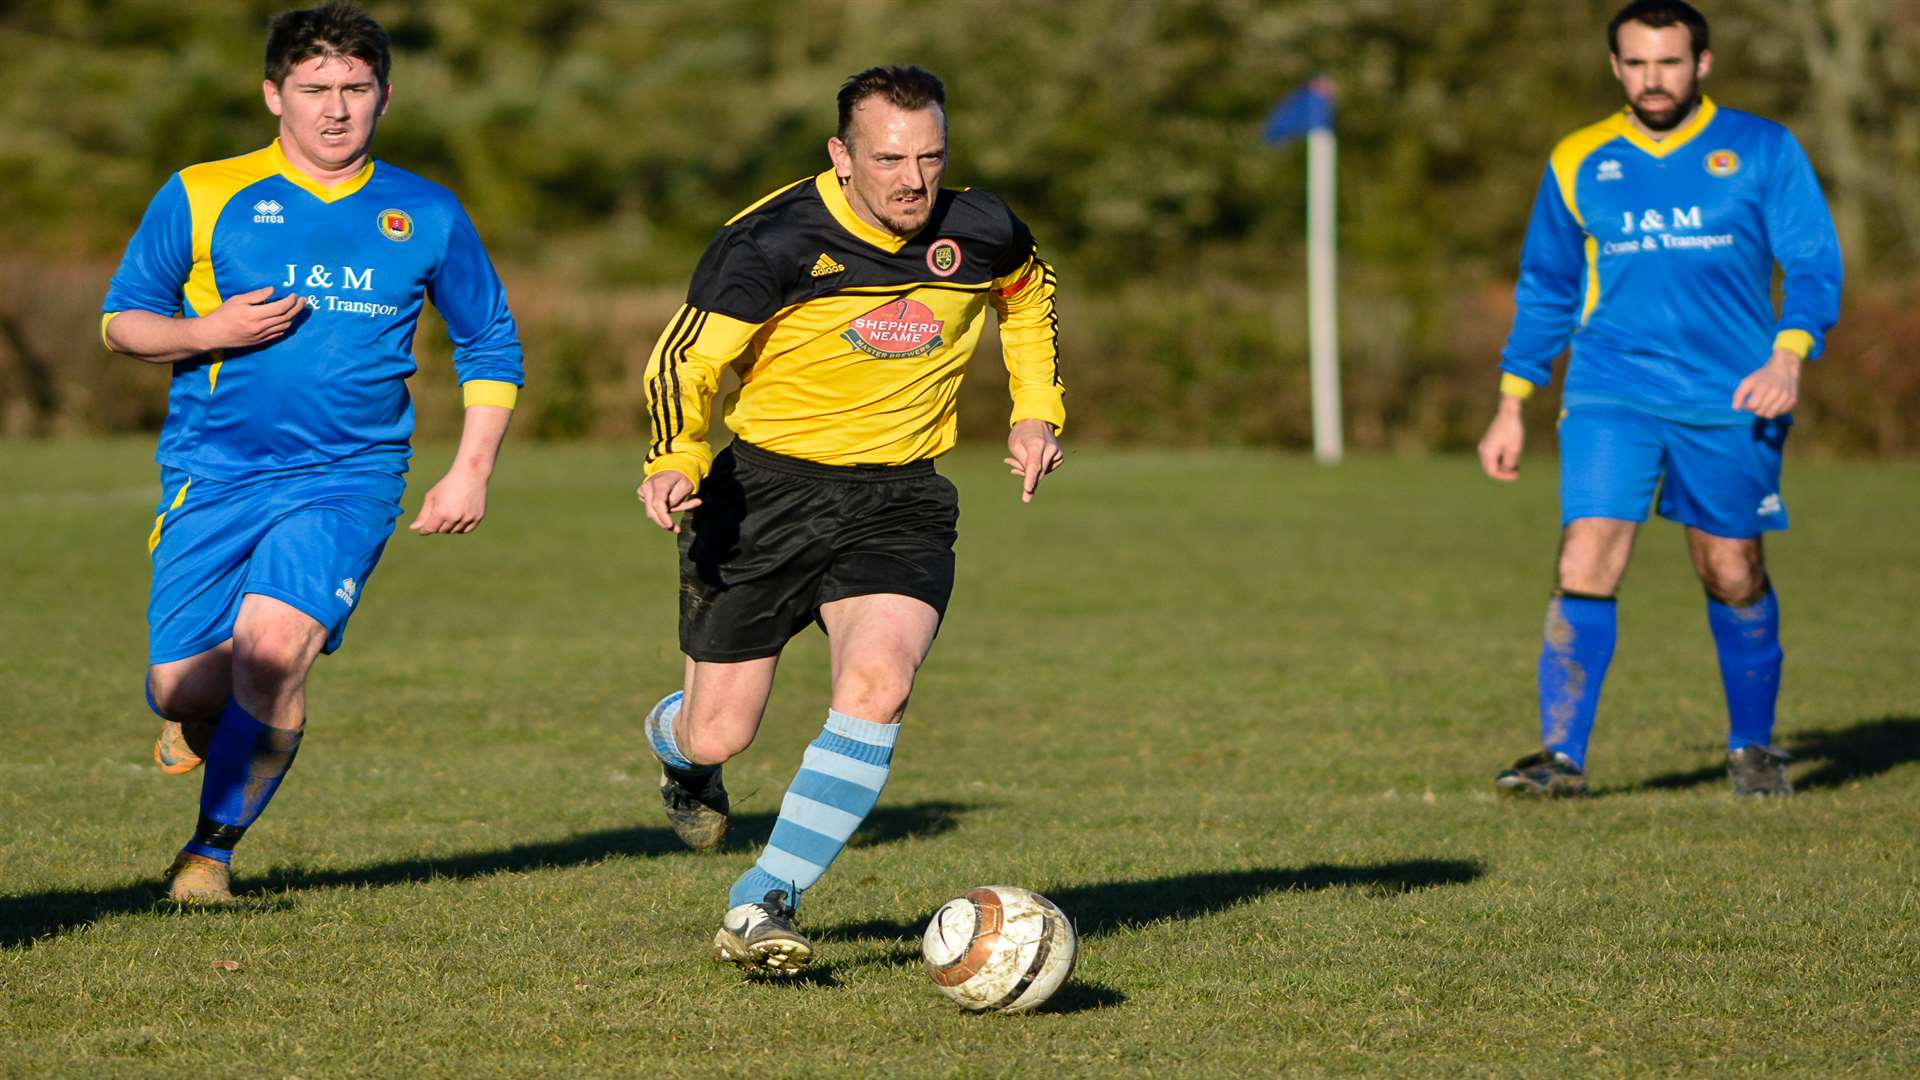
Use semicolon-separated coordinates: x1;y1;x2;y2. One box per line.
2;438;1916;1077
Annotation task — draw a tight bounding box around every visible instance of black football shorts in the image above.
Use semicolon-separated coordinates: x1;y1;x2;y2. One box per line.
677;439;960;662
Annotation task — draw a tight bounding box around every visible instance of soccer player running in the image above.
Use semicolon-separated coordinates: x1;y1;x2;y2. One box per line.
102;2;524;900
1480;0;1841;798
636;66;1064;975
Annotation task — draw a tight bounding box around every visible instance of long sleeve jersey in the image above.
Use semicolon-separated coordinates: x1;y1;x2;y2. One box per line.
102;140;524;478
1499;98;1842;424
644;170;1064;486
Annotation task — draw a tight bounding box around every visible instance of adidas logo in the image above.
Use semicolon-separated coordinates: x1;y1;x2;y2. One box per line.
810;253;846;278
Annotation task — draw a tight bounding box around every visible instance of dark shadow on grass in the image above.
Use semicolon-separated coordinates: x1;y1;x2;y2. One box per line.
1035;979;1127;1014
0;799;975;950
822;859;1486;946
1625;715;1920;794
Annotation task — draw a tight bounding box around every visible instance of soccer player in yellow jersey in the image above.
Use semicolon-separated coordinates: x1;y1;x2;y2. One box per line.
636;65;1064;975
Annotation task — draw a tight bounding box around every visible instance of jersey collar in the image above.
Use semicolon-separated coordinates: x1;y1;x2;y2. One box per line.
269;138;377;203
1609;95;1718;159
815;170;911;253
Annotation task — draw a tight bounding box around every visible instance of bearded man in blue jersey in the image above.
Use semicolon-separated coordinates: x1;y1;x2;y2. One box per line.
1478;0;1841;798
102;2;525;899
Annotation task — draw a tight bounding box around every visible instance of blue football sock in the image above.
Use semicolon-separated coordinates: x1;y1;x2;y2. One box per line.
1538;594;1618;770
182;700;303;864
1707;587;1782;750
729;709;898;911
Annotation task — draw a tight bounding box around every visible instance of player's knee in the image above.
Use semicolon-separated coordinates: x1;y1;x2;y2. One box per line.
1698;559;1766;606
831;661;915;723
232;622;321;691
1556;558;1620;598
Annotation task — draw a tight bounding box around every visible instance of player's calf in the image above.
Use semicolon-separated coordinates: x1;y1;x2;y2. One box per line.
646;691;730;851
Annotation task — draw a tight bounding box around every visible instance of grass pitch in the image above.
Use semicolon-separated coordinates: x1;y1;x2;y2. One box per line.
2;439;1916;1077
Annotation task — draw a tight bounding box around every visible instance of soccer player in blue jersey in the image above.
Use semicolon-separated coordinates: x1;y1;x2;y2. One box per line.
101;2;524;900
1478;0;1841;798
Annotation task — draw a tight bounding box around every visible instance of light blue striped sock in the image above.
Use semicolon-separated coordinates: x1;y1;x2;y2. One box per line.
729;709;898;910
644;691;697;770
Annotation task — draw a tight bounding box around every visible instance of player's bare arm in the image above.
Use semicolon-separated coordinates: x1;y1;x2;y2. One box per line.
1004;418;1063;503
1477;393;1527;482
105;286;304;362
1730;348;1802;419
638;469;702;533
412;404;514;535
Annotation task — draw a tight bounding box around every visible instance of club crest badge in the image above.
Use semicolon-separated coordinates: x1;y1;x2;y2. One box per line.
378;208;414;242
926;238;963;278
1704;150;1741;178
842;297;945;359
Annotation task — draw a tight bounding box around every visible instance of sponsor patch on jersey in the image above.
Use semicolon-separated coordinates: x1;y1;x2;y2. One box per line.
1704;150;1741;178
378;208;414;242
842;298;945;358
926;238;963;278
810;252;846;277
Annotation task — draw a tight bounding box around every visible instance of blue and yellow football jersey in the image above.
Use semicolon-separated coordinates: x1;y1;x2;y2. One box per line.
1500;98;1842;424
103;139;523;478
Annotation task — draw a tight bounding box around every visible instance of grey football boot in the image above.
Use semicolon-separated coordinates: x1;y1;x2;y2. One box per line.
1495;748;1590;798
1727;744;1793;797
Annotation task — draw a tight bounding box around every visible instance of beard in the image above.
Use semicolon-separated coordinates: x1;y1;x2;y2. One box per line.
873;190;932;235
1628;83;1699;132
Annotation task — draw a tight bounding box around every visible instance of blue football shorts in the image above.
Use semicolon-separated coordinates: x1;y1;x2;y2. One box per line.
145;466;406;665
1557;404;1790;538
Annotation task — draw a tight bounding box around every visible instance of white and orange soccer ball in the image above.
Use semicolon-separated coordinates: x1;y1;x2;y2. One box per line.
921;886;1077;1013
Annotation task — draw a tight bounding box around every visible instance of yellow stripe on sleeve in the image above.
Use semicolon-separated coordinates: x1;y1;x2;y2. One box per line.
462;379;520;409
1772;330;1814;359
101;312;121;352
1500;373;1537;400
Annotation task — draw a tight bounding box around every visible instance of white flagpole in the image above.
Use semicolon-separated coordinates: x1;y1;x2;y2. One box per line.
1306;125;1343;464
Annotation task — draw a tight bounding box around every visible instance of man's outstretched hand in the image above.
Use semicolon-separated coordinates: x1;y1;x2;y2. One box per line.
1005;419;1063;503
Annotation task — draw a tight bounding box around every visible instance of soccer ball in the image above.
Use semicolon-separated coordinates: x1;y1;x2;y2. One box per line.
921;886;1077;1013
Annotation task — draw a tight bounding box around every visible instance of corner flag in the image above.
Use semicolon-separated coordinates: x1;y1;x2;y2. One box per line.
1263;77;1342;464
1263;77;1334;144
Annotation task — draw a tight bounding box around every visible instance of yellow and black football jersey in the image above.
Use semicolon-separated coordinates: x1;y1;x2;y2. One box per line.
644;170;1064;486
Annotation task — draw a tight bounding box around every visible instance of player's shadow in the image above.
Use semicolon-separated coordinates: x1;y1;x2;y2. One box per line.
1627;715;1920;794
0;799;973;950
823;858;1486;947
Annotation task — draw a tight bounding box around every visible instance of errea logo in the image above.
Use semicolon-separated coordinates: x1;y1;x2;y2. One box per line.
1757;494;1783;517
335;577;358;606
252;199;285;224
1596;159;1623;182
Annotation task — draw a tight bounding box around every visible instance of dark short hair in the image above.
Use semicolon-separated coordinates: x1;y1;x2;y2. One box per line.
836;65;946;148
265;2;391;86
1608;0;1710;58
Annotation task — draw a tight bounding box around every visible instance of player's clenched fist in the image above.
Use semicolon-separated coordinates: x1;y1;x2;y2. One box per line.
1477;405;1525;482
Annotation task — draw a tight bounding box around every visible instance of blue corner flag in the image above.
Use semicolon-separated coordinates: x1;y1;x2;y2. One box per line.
1263;77;1334;144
